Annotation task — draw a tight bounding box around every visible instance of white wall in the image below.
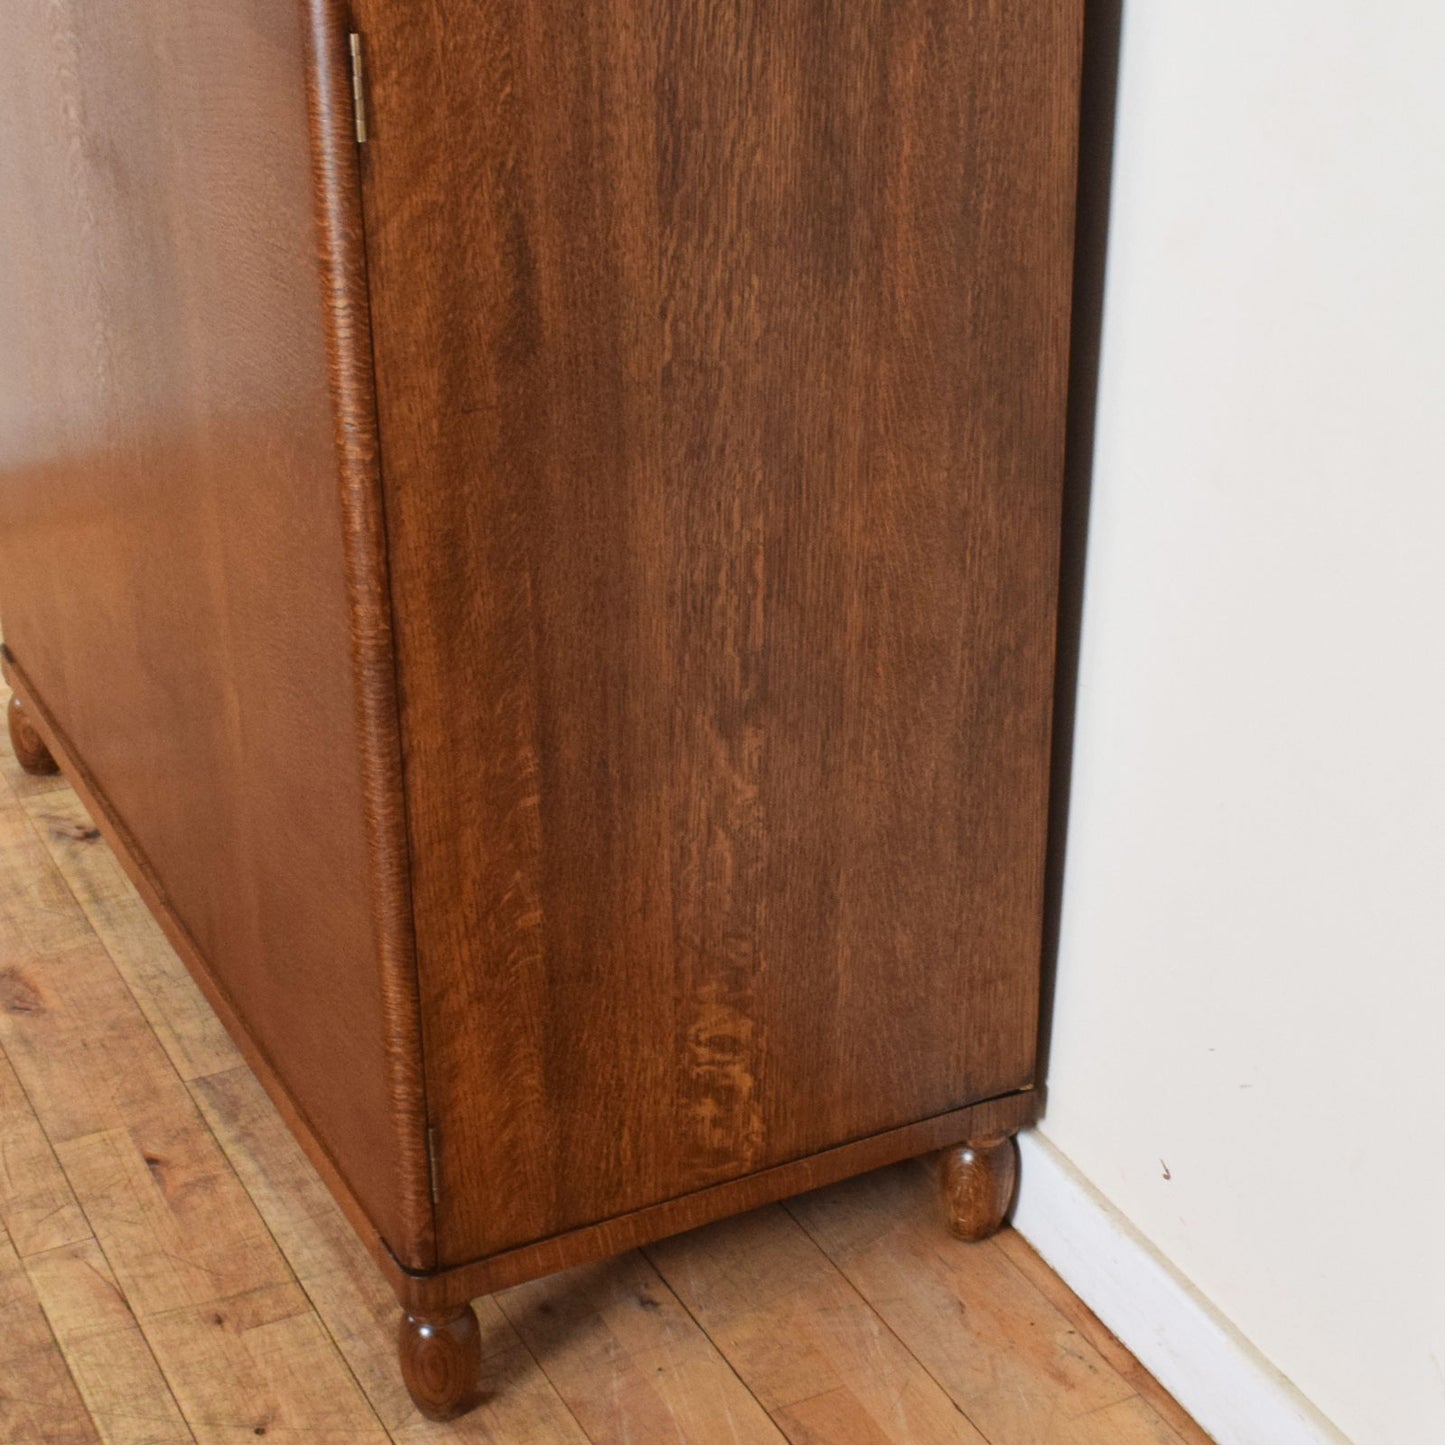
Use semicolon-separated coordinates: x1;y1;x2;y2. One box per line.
1038;5;1445;1443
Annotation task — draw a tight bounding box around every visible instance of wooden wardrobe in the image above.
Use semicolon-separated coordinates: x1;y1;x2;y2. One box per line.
0;0;1083;1418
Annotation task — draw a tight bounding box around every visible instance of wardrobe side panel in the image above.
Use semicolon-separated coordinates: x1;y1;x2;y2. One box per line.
0;1;414;1250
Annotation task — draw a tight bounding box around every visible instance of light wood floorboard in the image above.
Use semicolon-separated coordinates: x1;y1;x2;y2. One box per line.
0;683;1211;1444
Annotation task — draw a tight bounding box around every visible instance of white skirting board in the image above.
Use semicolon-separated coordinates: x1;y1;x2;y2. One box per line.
1010;1131;1352;1445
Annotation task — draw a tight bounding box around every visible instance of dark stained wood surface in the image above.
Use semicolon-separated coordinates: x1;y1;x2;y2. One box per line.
940;1136;1020;1242
353;0;1084;1267
397;1306;484;1422
298;0;436;1270
385;1090;1037;1313
0;0;424;1257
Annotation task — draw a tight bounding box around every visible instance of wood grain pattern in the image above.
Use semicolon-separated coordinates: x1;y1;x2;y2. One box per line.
789;1162;1194;1445
0;1047;89;1259
0;730;1209;1443
12;655;1036;1321
299;0;435;1271
3;0;1087;1384
22;1239;193;1444
646;1204;991;1444
353;0;1084;1269
386;1091;1037;1312
0;1236;100;1445
399;1306;485;1422
0;0;423;1261
7;652;1040;1325
499;1254;786;1445
939;1136;1019;1242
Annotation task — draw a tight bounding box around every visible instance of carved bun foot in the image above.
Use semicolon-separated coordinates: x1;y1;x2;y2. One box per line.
399;1303;483;1421
7;696;58;775
939;1135;1018;1242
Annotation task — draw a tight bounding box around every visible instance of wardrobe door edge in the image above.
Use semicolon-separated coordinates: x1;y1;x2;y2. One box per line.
299;0;435;1271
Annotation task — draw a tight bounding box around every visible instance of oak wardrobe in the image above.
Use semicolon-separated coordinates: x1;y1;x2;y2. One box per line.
0;0;1082;1418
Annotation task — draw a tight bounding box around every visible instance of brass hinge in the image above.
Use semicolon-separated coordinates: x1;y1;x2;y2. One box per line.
426;1125;441;1205
348;32;368;144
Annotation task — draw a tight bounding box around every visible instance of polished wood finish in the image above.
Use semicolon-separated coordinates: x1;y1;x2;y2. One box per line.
0;0;424;1262
299;0;435;1269
1;0;1084;1416
387;1090;1038;1314
354;0;1082;1272
4;659;1039;1315
7;696;57;776
940;1137;1021;1242
398;1305;484;1421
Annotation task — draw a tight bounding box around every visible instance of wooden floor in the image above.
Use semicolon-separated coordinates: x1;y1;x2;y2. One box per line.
0;683;1211;1445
